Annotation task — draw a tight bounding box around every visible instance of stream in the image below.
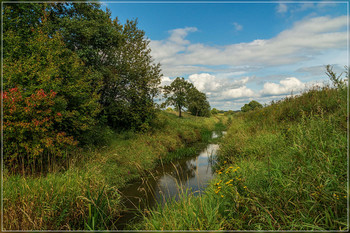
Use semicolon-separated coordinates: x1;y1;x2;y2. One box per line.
116;131;226;228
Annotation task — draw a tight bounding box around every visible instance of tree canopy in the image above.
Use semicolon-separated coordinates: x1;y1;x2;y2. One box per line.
2;1;162;173
162;77;210;117
241;100;263;112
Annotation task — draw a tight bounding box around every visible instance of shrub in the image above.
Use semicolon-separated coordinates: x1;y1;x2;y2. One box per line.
2;87;78;174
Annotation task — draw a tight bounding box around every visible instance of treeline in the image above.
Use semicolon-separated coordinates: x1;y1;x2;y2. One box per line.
3;2;162;174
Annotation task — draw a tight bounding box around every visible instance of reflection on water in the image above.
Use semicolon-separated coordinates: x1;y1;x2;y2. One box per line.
117;131;225;228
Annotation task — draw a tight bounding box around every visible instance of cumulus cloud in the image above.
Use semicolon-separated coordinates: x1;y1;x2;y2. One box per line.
261;77;305;96
150;15;347;77
188;73;222;92
159;76;173;87
222;86;255;99
188;73;250;93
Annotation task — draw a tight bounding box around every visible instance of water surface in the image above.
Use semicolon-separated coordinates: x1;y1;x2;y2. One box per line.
117;131;225;228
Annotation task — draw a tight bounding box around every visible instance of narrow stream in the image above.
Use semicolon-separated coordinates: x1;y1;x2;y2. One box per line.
116;131;226;228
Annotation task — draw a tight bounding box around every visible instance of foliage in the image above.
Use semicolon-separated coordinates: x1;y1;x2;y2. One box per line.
187;87;211;117
45;3;162;130
241;100;263;112
162;77;194;117
3;2;162;174
139;68;347;231
2;88;78;174
3;113;225;230
325;65;348;89
211;108;219;115
100;19;161;130
224;110;235;116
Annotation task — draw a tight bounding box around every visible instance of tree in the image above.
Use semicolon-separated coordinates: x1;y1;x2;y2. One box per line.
48;3;161;130
100;19;161;130
3;15;101;143
211;108;219;115
162;77;194;117
241;100;263;112
187;87;211;117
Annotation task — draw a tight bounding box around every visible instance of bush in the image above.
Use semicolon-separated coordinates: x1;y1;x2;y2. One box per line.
2;87;78;174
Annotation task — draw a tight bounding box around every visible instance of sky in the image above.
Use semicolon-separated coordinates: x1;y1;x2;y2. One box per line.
102;0;348;110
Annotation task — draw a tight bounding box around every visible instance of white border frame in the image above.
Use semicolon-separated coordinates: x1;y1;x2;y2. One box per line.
1;0;349;232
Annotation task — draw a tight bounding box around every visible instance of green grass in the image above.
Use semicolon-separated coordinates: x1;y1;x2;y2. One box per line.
3;112;227;230
138;84;348;231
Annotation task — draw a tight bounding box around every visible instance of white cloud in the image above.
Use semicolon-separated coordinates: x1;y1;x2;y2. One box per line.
188;73;250;93
222;86;256;99
233;22;243;31
276;3;288;13
261;77;305;96
150;15;347;77
160;76;173;87
188;73;222;92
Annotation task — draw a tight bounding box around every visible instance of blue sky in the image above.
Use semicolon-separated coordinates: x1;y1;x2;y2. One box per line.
102;1;348;110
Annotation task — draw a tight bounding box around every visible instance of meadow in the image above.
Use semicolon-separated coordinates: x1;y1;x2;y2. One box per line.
135;82;348;231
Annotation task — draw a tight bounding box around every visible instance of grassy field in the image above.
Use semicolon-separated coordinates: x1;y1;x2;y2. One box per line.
136;84;348;231
3;111;227;230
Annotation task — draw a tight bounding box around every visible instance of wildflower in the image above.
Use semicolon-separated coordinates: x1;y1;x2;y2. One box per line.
243;186;247;189
221;195;224;198
218;172;222;174
224;161;227;164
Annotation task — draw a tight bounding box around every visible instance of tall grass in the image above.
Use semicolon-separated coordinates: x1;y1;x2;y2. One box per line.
139;83;348;230
3;112;226;230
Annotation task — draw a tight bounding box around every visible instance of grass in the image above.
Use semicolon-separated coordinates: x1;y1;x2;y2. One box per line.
137;84;348;231
3;111;227;230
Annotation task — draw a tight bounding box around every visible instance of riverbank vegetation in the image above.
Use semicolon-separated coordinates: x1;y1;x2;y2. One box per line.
2;2;221;229
3;111;227;230
136;69;348;231
2;1;348;231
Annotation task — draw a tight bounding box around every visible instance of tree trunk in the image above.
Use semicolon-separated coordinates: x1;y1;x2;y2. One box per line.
179;107;182;117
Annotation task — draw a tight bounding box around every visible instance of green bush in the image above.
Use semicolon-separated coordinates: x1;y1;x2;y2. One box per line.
3;87;77;174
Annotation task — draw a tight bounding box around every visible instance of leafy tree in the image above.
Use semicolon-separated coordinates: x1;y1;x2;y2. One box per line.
48;3;161;130
4;23;101;142
5;2;162;131
211;108;219;115
187;87;211;117
162;77;194;117
224;110;235;116
101;19;161;130
241;100;263;112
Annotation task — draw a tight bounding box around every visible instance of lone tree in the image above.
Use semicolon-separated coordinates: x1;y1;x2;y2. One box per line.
162;77;210;117
162;77;194;117
187;87;211;117
241;100;263;112
211;108;219;115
